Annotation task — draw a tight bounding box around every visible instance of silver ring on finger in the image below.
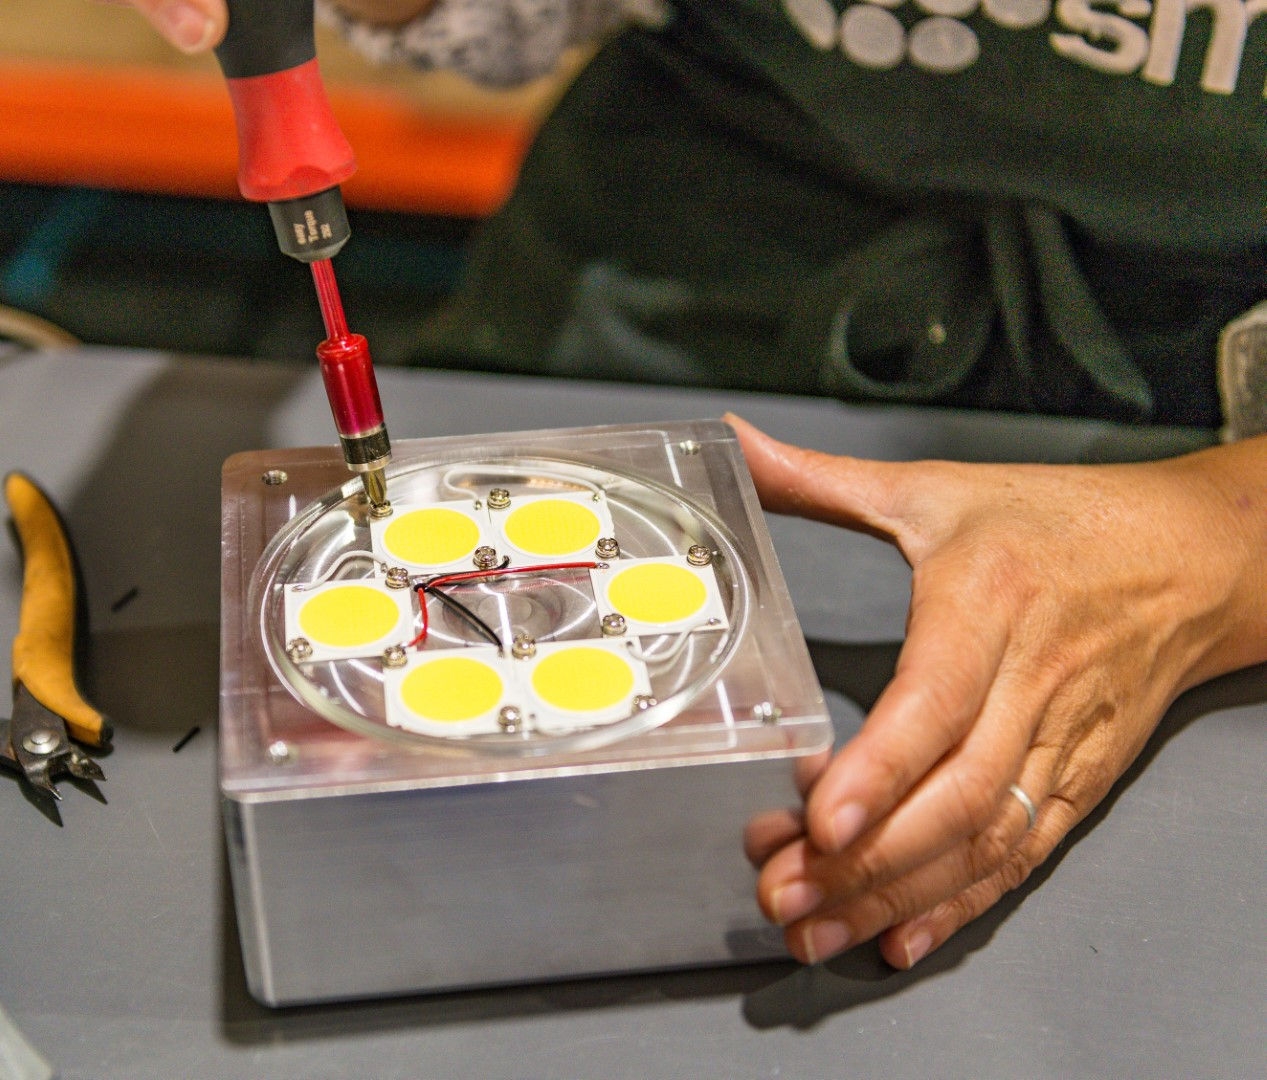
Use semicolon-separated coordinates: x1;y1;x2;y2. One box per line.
1008;783;1038;831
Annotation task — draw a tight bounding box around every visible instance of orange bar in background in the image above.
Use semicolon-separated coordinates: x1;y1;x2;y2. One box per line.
0;58;533;218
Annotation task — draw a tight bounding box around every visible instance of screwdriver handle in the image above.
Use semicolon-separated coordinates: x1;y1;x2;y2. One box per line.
214;0;356;204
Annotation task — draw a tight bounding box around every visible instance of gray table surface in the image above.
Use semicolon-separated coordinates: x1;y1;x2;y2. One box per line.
0;346;1261;1080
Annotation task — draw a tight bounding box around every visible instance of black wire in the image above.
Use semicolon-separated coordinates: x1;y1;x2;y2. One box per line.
425;584;503;650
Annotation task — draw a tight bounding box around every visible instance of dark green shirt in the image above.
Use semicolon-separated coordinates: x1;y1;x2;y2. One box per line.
433;2;1267;425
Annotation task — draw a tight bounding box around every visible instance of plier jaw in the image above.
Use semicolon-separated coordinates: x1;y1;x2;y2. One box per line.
2;682;106;802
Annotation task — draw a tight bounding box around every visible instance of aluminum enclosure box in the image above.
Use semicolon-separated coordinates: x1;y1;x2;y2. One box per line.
220;421;833;1006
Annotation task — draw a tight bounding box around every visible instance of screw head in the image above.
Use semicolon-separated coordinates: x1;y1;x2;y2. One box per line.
261;469;288;486
286;637;313;663
472;545;500;569
385;566;412;590
686;544;713;567
632;694;658;712
487;488;511;510
595;536;620;559
498;705;524;732
381;644;408;668
21;728;59;755
511;633;537;660
677;440;701;456
267;740;293;765
601;613;628;637
752;701;781;724
369;500;394;519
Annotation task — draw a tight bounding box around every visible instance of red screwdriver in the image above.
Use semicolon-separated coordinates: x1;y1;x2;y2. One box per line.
214;0;392;517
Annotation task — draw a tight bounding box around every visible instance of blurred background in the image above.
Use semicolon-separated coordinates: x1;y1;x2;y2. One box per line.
0;0;583;362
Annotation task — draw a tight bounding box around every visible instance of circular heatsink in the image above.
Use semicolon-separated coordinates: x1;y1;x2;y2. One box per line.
296;584;402;648
502;498;601;557
382;506;481;567
530;646;636;714
399;655;505;723
605;562;708;626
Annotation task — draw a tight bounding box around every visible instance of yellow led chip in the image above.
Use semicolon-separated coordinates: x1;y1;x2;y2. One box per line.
371;502;489;571
606;562;708;625
283;578;415;661
495;493;613;559
531;646;635;713
401;655;504;722
384;647;513;736
592;556;729;637
525;640;651;732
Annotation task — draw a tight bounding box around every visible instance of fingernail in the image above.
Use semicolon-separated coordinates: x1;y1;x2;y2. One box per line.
827;801;867;851
771;881;823;926
903;927;934;968
803;920;851;965
156;1;215;52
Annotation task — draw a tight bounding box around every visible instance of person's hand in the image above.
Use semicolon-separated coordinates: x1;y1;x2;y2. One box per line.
106;0;436;55
330;1;437;27
108;0;227;54
728;413;1267;969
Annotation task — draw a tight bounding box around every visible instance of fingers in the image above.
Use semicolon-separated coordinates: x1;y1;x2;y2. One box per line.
800;564;1013;857
878;791;1081;969
724;413;906;542
121;0;226;53
770;779;1053;966
743;808;805;867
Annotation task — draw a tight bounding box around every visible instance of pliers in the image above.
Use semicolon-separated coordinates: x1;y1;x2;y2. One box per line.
1;472;110;813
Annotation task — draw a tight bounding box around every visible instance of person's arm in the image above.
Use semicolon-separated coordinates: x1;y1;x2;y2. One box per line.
112;0;639;87
729;413;1267;968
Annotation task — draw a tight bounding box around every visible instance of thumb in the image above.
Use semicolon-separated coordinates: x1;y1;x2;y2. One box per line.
123;0;226;54
724;413;907;541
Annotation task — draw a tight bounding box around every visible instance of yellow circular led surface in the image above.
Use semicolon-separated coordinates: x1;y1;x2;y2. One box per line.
606;563;708;625
502;499;601;556
383;507;481;566
532;647;635;714
298;585;401;648
401;656;504;722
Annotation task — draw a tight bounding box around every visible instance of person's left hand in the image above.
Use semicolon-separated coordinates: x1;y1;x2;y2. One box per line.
728;413;1267;969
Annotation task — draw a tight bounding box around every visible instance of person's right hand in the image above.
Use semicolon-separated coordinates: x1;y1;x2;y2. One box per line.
111;0;227;54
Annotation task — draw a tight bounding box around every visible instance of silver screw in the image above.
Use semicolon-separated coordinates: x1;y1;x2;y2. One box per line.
498;705;524;733
369;501;394;520
487;488;511;510
21;728;59;755
381;644;408;668
473;546;499;570
601;613;627;637
385;566;412;590
752;702;781;724
677;440;701;456
632;694;658;712
261;469;288;486
286;637;313;663
686;544;713;566
511;634;537;660
595;536;620;559
267;740;293;765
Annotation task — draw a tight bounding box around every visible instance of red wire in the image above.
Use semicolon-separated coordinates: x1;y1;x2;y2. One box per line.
408;561;599;649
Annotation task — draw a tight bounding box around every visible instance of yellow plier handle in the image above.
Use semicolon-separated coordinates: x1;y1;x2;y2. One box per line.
5;472;110;749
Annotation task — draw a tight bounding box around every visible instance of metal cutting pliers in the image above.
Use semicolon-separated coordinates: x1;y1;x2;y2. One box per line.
1;472;110;812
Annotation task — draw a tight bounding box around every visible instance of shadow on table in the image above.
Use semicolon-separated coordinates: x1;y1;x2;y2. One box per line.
213;640;1265;1041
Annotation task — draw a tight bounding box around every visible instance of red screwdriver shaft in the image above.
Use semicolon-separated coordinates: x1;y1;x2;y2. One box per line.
311;259;391;515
